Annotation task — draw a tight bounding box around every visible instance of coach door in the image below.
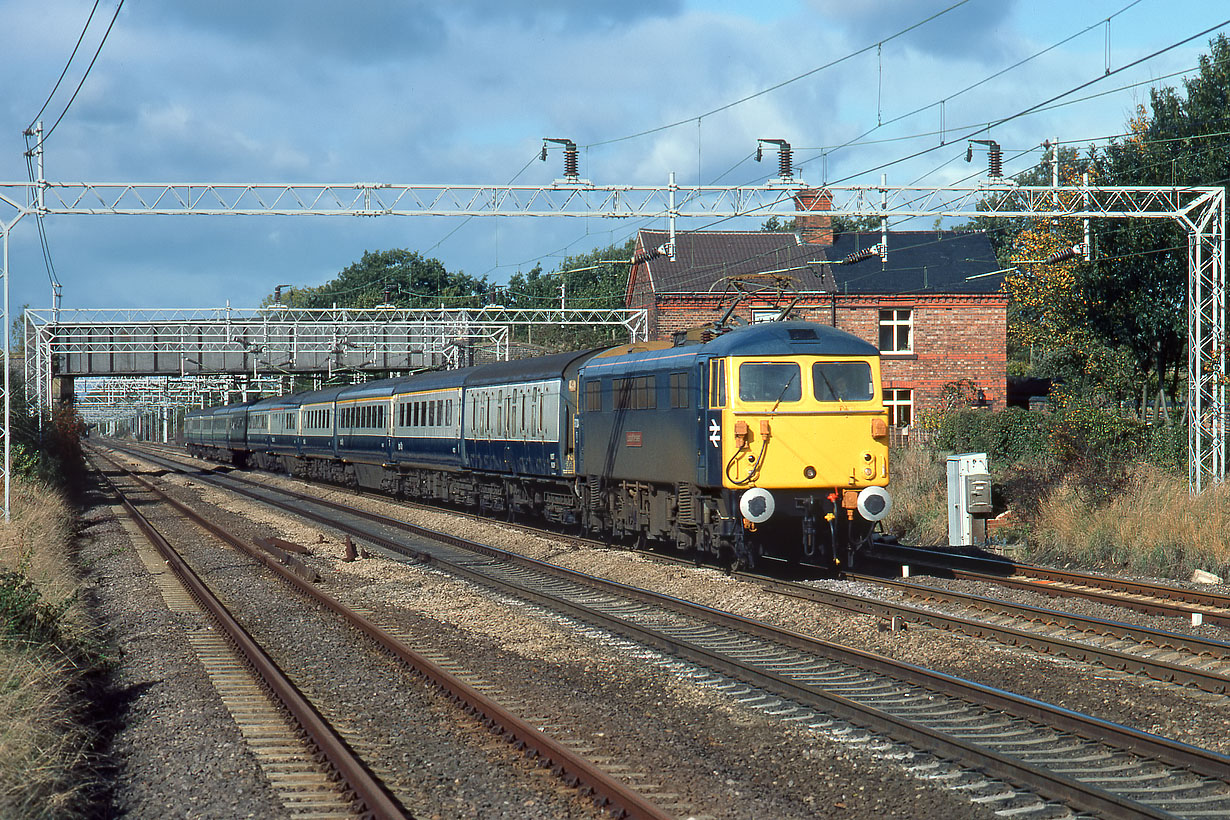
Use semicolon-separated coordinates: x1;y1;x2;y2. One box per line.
700;358;725;485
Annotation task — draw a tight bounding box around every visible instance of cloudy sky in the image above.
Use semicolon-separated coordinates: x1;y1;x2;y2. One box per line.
0;0;1226;314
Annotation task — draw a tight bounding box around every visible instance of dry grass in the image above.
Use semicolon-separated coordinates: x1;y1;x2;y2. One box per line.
0;478;96;820
884;448;1227;580
882;447;950;546
1027;464;1230;578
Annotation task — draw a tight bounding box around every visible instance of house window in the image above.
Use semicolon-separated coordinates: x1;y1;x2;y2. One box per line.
884;388;913;428
750;308;779;324
879;309;913;353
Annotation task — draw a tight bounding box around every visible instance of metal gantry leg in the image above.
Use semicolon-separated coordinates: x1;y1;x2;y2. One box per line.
1186;191;1227;493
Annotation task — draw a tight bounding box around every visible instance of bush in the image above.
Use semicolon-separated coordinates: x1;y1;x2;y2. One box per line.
933;407;1054;464
0;571;73;646
1027;464;1230;578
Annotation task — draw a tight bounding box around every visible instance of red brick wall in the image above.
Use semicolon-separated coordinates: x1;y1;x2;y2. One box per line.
833;294;1008;414
644;292;1007;416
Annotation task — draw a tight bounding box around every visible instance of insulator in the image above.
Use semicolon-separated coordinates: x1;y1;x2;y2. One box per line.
778;145;793;180
988;144;1002;178
1046;245;1079;264
563;144;579;179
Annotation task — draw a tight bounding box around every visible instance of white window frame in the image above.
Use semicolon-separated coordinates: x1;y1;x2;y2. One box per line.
878;308;913;353
884;388;913;429
750;308;779;324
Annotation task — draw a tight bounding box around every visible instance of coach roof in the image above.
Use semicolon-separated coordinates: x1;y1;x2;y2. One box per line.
464;348;602;387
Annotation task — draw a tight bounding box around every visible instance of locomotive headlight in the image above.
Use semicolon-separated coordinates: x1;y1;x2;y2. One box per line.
856;486;892;521
739;487;775;524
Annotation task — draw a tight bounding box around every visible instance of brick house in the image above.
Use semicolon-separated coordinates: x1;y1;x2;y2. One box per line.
625;189;1008;428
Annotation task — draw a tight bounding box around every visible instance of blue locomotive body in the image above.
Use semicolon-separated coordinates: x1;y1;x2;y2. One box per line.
185;321;892;567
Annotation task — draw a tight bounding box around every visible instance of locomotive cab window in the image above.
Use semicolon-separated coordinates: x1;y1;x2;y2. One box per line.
813;361;874;402
709;360;726;408
738;362;801;403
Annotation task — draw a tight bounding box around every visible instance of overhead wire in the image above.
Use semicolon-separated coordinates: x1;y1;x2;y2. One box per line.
30;0;125;150
826;16;1230;186
26;0;101;130
490;11;1230;292
583;0;973;151
817;0;1147;167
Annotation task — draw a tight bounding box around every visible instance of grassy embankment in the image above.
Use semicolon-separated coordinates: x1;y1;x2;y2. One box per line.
0;476;99;819
884;440;1230;580
0;404;100;820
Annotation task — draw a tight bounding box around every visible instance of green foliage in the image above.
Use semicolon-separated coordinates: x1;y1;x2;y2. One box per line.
7;401;86;493
500;238;635;351
761;213;883;234
0;571;72;646
276;248;489;309
933;408;1054;465
760;215;796;232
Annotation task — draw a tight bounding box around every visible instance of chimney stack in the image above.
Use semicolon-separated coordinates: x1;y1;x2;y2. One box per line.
794;188;833;246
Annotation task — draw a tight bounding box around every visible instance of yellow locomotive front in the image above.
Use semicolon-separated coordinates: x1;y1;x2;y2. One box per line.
710;351;892;568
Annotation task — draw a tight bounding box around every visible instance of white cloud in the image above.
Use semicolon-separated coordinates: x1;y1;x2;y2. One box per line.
0;0;1225;314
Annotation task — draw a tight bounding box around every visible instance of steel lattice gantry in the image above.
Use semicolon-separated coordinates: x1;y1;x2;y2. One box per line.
75;373;299;442
0;178;1224;516
23;304;648;404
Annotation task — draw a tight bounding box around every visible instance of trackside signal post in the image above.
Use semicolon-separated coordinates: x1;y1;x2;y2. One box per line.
0;170;1225;523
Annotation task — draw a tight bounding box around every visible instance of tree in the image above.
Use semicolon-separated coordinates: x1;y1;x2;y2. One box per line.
500;239;635;351
269;249;488;309
1089;34;1230;411
760;214;883;234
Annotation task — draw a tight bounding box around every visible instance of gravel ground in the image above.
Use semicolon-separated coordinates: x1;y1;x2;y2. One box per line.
221;467;1230;759
99;459;610;820
108;445;1230;816
72;469;292;820
108;447;1012;819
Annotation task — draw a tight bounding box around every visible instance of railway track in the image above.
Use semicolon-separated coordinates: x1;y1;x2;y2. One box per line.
107;442;1230;819
93;453;406;820
130;442;1230;695
91;447;674;820
868;543;1230;627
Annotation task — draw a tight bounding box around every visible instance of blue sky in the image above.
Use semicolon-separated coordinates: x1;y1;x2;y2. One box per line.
0;0;1226;313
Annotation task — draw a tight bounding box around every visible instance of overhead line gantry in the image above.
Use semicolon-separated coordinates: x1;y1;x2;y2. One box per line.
0;168;1224;524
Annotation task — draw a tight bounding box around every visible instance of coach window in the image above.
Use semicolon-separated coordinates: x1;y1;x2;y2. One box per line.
670;372;689;408
739;362;801;403
584;379;602;412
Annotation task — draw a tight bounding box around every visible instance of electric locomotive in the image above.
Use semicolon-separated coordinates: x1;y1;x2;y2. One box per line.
577;320;891;568
183;320;892;569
